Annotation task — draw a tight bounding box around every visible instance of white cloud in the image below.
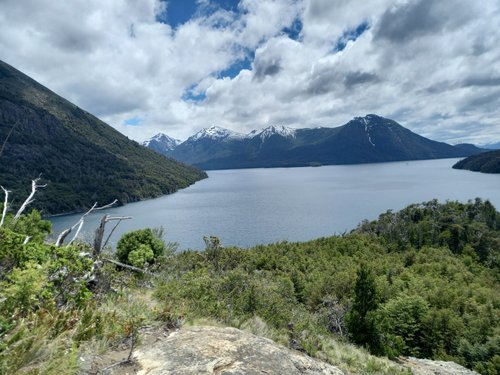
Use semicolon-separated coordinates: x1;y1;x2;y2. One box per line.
0;0;499;144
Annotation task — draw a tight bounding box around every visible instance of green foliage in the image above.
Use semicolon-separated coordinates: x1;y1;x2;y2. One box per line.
0;263;52;317
1;200;499;374
357;198;500;267
128;244;154;268
116;228;165;267
346;264;380;353
153;200;500;374
0;210;96;373
378;295;430;357
0;309;80;375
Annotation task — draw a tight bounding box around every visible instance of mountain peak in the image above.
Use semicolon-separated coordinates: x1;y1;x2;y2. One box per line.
143;133;181;152
190;126;244;141
353;114;384;124
143;133;180;146
248;125;297;140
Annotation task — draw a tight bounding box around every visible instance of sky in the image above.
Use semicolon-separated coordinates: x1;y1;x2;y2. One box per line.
0;0;499;145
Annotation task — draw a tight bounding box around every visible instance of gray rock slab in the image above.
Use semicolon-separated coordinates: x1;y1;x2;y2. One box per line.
133;326;344;375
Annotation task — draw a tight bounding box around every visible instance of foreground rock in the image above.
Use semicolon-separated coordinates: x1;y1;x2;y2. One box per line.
133;326;343;375
92;326;480;375
398;357;480;375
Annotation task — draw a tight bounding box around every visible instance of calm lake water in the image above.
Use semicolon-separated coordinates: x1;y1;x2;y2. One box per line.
50;158;500;250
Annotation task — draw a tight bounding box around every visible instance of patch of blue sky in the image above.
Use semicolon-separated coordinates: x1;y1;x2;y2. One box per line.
123;116;143;126
182;84;207;102
156;0;198;28
217;55;253;79
334;21;370;52
211;0;240;13
282;18;303;41
156;0;242;29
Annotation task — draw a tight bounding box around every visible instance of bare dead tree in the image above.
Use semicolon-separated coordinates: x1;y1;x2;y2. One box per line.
0;185;9;227
56;199;118;247
93;214;131;256
14;178;47;220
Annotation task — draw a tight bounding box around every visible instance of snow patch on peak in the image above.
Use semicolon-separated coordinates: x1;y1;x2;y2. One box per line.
143;133;181;149
189;126;244;141
352;116;376;147
247;125;296;141
354;114;382;124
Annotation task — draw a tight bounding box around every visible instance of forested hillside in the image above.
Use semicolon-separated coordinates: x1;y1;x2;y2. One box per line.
453;150;500;174
0;60;207;214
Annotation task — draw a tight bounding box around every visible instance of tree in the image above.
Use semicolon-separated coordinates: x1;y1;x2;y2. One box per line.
346;263;380;353
116;228;165;267
378;295;430;357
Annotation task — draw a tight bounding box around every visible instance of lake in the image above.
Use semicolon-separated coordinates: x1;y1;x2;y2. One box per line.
49;158;500;250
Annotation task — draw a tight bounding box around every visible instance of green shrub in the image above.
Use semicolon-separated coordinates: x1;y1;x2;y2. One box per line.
116;228;165;267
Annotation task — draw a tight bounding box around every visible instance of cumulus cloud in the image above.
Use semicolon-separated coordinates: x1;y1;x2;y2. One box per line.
0;0;499;144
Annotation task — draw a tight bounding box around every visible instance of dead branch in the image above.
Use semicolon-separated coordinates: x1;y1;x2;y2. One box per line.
23;236;31;245
93;215;131;256
0;186;9;227
102;218;125;249
14;178;46;220
93;215;108;256
55;228;72;247
102;257;150;274
67;220;85;245
56;199;118;247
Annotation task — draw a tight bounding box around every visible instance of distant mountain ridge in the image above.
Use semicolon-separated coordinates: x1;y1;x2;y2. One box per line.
0;60;207;214
480;141;500;150
144;115;485;170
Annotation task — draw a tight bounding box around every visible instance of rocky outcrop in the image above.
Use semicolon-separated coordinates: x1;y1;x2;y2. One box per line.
90;326;481;375
398;357;480;375
132;326;343;375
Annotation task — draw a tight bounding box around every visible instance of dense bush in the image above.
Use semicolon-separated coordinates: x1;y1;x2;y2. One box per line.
116;228;165;267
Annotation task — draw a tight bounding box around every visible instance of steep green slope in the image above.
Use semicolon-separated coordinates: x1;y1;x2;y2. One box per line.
453;150;500;173
0;60;207;214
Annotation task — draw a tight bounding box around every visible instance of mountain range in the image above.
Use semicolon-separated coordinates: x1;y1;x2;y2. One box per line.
144;115;484;170
0;60;207;215
480;142;500;150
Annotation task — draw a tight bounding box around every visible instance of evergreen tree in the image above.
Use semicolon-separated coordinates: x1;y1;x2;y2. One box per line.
346;263;380;353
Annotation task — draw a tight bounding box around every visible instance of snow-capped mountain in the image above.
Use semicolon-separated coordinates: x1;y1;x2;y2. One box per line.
246;125;296;141
144;115;483;170
142;133;181;153
188;125;244;142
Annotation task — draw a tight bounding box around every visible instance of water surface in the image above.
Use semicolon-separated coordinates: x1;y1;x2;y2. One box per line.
50;158;500;250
